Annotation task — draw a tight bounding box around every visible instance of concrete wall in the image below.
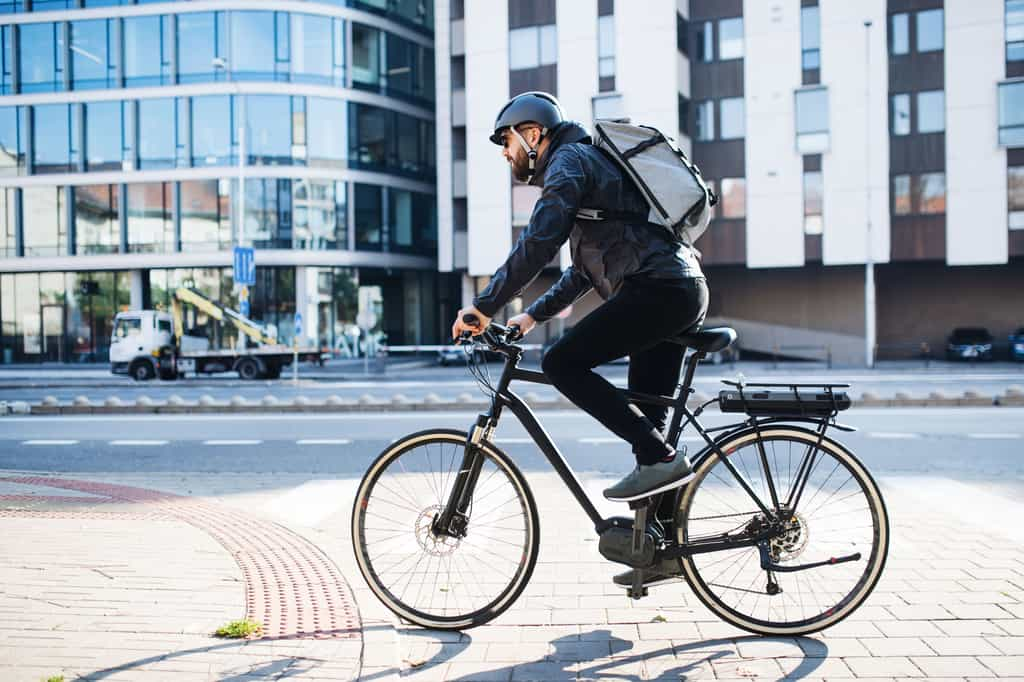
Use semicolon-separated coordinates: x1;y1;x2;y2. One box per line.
434;0;453;272
615;0;677;135
945;0;1007;266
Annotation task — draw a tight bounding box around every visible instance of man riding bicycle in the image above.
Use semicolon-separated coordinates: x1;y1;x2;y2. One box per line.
451;91;709;515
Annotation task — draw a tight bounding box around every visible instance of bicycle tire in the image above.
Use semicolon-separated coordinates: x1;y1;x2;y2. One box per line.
351;429;540;630
675;426;889;636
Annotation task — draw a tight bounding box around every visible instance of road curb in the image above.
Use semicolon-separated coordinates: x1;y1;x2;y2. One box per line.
3;390;1022;416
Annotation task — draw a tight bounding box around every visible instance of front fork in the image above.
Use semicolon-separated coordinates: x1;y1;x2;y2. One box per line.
432;414;494;538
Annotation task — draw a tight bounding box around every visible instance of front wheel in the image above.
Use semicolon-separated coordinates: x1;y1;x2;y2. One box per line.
675;426;889;636
351;430;540;630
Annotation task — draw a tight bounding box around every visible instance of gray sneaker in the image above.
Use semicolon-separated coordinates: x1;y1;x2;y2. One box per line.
603;453;695;502
613;558;684;589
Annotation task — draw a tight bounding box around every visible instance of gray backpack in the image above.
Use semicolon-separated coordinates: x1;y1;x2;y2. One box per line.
578;119;716;246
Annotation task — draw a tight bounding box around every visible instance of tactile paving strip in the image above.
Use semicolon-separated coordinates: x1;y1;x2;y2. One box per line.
0;476;362;641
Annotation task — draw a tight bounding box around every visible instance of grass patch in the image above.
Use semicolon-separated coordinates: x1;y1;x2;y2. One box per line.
214;618;263;639
44;676;65;682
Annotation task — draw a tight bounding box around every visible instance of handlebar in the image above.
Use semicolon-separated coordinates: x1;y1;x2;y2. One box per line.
459;314;523;349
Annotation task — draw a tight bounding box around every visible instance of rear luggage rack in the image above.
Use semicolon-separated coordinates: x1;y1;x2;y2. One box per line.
719;380;851;417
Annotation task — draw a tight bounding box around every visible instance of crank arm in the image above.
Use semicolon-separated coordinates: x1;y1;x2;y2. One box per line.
757;543;861;573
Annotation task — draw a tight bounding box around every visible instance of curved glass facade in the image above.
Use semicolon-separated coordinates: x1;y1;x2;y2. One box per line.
0;1;439;363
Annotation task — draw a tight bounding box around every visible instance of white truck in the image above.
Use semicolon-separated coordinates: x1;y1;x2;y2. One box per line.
110;287;323;381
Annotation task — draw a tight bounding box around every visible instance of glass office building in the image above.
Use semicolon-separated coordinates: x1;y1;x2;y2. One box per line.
0;0;438;363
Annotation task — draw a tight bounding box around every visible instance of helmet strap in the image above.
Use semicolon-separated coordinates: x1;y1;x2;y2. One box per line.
510;126;547;175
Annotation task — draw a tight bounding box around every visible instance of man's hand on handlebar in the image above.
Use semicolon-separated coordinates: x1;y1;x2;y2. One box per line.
507;312;536;338
452;306;492;340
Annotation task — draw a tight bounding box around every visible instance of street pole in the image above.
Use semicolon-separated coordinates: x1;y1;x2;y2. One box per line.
864;19;876;369
237;91;246;249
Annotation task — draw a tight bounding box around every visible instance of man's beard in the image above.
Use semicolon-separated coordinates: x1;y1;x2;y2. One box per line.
511;156;532;182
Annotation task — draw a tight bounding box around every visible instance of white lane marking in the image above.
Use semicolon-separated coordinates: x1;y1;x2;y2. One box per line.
580;437;620;445
110;440;169;446
493;437;535;444
203;439;263;446
296;439;352;445
867;432;921;439
21;439;79;445
967;433;1023;440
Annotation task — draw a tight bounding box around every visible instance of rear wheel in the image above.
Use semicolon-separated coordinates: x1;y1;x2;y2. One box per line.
236;358;261;380
676;427;888;636
352;430;539;630
130;360;155;382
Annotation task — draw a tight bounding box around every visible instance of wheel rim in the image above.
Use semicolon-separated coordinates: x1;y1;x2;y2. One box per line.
678;429;887;633
353;434;536;627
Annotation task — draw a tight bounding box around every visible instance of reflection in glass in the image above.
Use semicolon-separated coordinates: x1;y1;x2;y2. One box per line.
291;13;333;83
1;26;12;95
720;178;745;218
718;17;743;60
1009;0;1024;62
308;97;346;167
352;23;380;88
231;11;276;80
192;96;232;166
719;97;744;139
19;23;61;92
696;21;713;63
916;9;944;52
892;175;911;215
244;95;292;165
137;98;175;169
1009;166;1024;230
351;102;391;170
803;171;823;235
181;180;231;252
178;12;227;83
22;186;67;256
801;7;820;70
245;178;287;248
33;104;75;173
127;182;173;253
916;90;944;133
695;100;714;141
917;172;945;214
0;106;24;175
998;82;1024;146
293;179;345;249
85;100;122;171
354;183;382;250
890;13;909;55
891;94;910;135
124;15;172;86
0;187;15;256
74;184;119;254
71;19;116;89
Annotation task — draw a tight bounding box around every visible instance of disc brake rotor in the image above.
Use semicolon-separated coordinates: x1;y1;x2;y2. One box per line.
415;505;462;557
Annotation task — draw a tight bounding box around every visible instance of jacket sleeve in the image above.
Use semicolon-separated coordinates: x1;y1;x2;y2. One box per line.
472;148;588;317
525;266;592;323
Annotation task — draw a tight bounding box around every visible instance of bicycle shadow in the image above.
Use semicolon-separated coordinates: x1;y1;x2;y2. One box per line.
382;628;827;681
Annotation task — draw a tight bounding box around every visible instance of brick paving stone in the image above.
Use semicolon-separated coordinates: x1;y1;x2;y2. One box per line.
510;660;577;681
935;620;1008;637
976;654;1024;676
923;636;1003;656
911;655;997;677
844;656;924;677
945;603;1019;619
986;636;1024;655
859;637;937;657
777;655;856;678
887;604;956;620
796;636;871;658
711;657;784;679
875;619;946;637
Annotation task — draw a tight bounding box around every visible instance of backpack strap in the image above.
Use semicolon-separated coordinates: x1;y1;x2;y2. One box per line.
576;208;648;222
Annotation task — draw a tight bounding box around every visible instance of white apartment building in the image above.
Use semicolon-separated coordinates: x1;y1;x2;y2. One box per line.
434;0;1024;365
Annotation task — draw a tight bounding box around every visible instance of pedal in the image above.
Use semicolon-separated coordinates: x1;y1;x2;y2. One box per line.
631;504;648;555
628;569;648;600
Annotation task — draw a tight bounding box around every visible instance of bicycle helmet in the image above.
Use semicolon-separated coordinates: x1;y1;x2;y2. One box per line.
489;91;565;175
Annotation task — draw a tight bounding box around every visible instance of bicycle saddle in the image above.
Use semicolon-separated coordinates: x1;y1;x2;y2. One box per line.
670;326;737;353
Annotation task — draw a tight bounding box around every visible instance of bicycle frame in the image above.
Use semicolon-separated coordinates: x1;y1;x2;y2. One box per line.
434;339;844;562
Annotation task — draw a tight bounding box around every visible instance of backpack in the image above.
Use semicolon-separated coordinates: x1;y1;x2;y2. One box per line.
577;119;717;247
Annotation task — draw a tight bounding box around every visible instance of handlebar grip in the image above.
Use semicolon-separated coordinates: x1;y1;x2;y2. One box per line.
462;313;481;326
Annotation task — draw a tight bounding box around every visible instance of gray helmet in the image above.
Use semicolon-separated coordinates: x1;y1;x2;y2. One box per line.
489;91;565;146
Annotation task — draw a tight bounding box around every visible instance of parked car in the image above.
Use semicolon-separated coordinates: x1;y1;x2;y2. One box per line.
946;327;995;361
1010;327;1024;362
437;346;503;366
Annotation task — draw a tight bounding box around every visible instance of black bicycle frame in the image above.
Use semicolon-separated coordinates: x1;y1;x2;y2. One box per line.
435;344;834;554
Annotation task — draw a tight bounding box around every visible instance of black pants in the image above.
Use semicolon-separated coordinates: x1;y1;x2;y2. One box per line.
541;277;709;466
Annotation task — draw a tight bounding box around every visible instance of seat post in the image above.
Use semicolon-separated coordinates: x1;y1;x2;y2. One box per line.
665;349;704;448
679;349;705;396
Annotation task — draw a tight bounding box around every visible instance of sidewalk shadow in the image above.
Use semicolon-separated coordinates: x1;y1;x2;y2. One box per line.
382;629;827;682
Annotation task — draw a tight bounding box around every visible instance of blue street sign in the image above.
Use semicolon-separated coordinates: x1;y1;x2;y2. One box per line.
233;246;255;286
240;300;250;317
294;312;303;337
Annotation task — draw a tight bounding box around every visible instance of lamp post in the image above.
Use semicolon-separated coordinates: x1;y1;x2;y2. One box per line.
864;19;876;369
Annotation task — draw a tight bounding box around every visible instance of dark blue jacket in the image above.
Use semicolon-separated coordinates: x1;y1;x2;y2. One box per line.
473;121;703;322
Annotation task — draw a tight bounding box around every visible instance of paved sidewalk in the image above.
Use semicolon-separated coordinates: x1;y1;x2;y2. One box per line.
1;469;1024;680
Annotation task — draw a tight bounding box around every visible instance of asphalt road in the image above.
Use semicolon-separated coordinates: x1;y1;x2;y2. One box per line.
2;408;1022;488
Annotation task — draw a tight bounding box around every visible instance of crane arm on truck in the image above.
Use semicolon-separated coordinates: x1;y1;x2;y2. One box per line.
172;287;278;346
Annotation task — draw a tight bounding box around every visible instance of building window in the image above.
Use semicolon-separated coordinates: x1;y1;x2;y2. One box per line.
0;187;14;257
795;88;829;153
451;56;465;88
676;13;688;56
1;26;13;95
678;94;689;137
33;103;77;173
230;11;277;80
22;186;67;256
719;178;745;218
292;178;345;250
138;98;175;170
1010;164;1024;229
916;9;944;53
180;179;231;252
916;90;945;133
0;106;26;175
191;95;232;166
696;21;712;63
719;97;745;140
593;94;623;120
85;100;123;171
354;183;382;250
242;95;292;165
19;22;63;93
803;170;823;235
801;6;820;72
892;173;946;215
74;184;119;255
127;182;173;253
124;15;173;87
245;178;288;249
695;100;714;141
177;12;228;84
70;19;117;90
718;17;743;60
509;24;557;70
999;81;1024;146
352;23;381;89
890;13;909;55
307;97;346;168
598;14;615;91
1009;0;1024;62
890;93;911;135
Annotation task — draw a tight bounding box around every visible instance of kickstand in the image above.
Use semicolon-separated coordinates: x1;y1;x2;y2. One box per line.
628;501;650;600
